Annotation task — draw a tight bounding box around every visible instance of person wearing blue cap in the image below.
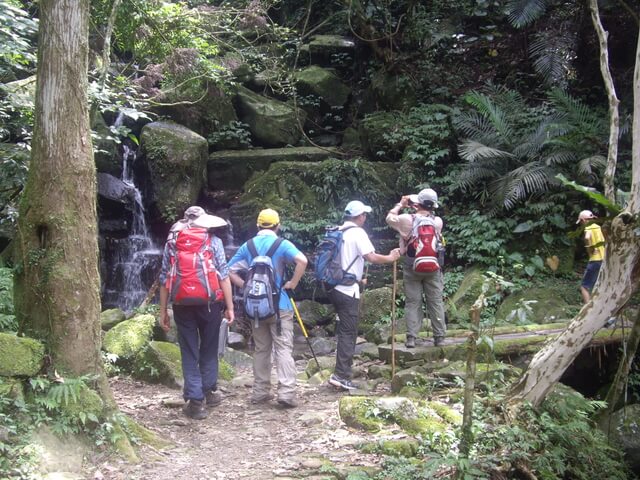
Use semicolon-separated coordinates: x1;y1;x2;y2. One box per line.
327;200;401;391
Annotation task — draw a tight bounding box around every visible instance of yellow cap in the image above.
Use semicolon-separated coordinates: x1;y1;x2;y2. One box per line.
257;208;280;228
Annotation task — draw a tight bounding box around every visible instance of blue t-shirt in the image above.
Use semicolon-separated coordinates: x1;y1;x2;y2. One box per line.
228;230;301;311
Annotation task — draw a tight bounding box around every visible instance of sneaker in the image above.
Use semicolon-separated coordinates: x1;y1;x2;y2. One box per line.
405;336;416;348
328;374;358;391
434;336;445;347
276;397;298;409
604;317;617;328
250;393;274;404
205;390;222;408
182;399;207;420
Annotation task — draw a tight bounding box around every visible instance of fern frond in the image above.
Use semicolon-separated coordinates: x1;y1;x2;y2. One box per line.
506;0;550;28
498;163;554;209
548;88;604;135
530;29;576;86
458;140;514;162
454;111;499;143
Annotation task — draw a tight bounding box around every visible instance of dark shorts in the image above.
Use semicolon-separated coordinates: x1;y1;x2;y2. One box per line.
581;261;602;290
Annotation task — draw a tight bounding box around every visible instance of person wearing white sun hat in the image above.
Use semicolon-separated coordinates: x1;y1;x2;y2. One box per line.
576;210;605;303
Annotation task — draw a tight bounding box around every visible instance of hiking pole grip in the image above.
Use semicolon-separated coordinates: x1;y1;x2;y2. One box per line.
289;294;321;371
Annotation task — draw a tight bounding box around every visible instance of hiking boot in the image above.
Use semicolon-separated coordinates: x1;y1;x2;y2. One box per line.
182;399;207;420
434;336;445;347
276;397;298;409
250;393;274;404
328;374;358;391
205;390;222;408
405;336;416;348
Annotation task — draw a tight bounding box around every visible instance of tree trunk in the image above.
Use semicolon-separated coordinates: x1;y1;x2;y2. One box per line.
508;26;640;408
14;0;103;378
460;293;483;457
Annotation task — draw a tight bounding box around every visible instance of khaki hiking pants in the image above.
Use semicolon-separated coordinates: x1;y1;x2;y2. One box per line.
403;261;446;340
251;309;296;401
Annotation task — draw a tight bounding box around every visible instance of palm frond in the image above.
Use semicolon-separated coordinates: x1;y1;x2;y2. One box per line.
506;0;550;28
454;111;500;144
548;88;605;136
457;164;502;191
529;28;577;86
463;91;514;145
542;150;577;166
495;163;554;210
458;140;514;163
576;155;606;178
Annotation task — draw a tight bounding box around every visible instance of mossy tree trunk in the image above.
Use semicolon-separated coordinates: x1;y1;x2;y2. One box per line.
14;0;103;379
508;28;640;408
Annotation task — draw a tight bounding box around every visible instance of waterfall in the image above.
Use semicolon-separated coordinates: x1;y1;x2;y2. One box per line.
101;142;162;313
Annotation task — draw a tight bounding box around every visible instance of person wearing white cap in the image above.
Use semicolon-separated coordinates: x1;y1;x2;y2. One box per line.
576;210;605;303
327;200;401;391
386;188;446;347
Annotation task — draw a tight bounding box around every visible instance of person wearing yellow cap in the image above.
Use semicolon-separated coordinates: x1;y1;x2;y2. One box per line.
227;208;308;407
576;210;605;303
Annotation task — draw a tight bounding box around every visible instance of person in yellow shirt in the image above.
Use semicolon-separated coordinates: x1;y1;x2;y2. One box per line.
576;210;605;303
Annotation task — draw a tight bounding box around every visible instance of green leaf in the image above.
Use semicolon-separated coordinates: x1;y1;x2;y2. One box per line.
556;174;622;214
542;233;553;244
514;222;532;233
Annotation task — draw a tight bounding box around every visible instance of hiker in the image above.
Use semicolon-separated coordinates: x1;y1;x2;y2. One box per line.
159;210;235;420
386;188;446;348
327;200;401;391
576;210;605;303
227;208;308;408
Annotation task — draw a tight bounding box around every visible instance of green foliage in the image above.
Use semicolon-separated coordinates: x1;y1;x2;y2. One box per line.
0;0;37;82
455;85;608;211
207;121;252;149
0;267;16;332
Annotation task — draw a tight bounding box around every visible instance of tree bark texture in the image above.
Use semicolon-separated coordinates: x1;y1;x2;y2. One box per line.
14;0;103;377
508;29;640;407
460;293;483;457
589;0;619;204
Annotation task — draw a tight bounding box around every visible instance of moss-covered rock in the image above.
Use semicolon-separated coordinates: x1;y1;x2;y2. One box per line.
59;383;104;421
305;355;336;378
338;396;383;432
295;299;335;328
0;377;25;402
306;35;356;67
367;364;392;380
93;113;121;176
207;147;334;191
0;333;44;377
495;287;574;324
360;286;393;344
360;438;420;457
603;404;640;471
293;66;351;107
103;314;155;361
133;341;183;388
448;267;485;324
101;308;127;331
139;121;208;221
234;85;307;147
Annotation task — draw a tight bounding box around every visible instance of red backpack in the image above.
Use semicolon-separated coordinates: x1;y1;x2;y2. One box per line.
409;215;441;273
165;227;223;305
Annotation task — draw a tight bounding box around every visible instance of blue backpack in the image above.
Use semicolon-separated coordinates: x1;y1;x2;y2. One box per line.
243;237;284;328
314;226;358;289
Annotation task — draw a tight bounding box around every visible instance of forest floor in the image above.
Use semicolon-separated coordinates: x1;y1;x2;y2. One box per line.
85;367;385;480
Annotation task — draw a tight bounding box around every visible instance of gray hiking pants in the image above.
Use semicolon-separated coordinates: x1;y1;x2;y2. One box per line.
403;261;446;339
328;289;359;380
252;309;296;401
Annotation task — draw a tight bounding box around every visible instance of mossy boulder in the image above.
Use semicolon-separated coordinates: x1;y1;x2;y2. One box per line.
140;121;208;221
360;286;393;344
359;111;401;161
59;383;104;421
338;396;384;432
207;146;333;191
103;314;155;361
305;355;336;378
0;333;44;377
361;71;416;114
293;66;351;107
228;159;396;243
605;404;640;471
0;377;25;402
295;299;335;328
133;341;183;388
93;113;121;176
360;438;420;457
234;85;307;147
495;287;574;324
306;35;356;67
448;267;485;324
101;308;127;331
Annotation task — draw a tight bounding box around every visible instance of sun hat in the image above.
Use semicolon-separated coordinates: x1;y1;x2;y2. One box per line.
192;213;228;229
576;210;595;224
344;200;373;217
417;188;439;208
184;206;205;220
257;208;280;228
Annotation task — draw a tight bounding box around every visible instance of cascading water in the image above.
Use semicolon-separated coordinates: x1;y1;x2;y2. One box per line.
101;143;162;313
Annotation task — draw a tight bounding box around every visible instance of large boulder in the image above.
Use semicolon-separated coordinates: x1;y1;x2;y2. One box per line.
100;308;127;331
293;66;351;107
234;86;307;147
305;35;356;67
139;121;208;222
207;147;334;191
447;267;485;325
92;113;121;176
495;286;575;324
360;286;394;344
103;314;155;361
607;404;640;472
133;341;183;388
0;333;44;377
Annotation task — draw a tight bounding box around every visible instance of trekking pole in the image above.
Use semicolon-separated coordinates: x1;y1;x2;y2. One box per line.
289;295;321;371
391;260;398;377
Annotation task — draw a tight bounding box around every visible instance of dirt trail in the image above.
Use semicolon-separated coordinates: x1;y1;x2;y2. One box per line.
89;368;382;480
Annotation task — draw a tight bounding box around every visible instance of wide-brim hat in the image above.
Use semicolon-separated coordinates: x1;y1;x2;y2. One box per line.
192;214;228;229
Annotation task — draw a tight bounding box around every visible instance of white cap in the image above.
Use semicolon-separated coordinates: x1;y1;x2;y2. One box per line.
344;200;373;217
417;188;439;208
576;210;595;224
192;213;228;229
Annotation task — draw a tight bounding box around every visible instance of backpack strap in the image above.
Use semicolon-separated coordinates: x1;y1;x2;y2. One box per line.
266;237;284;258
339;226;359;276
